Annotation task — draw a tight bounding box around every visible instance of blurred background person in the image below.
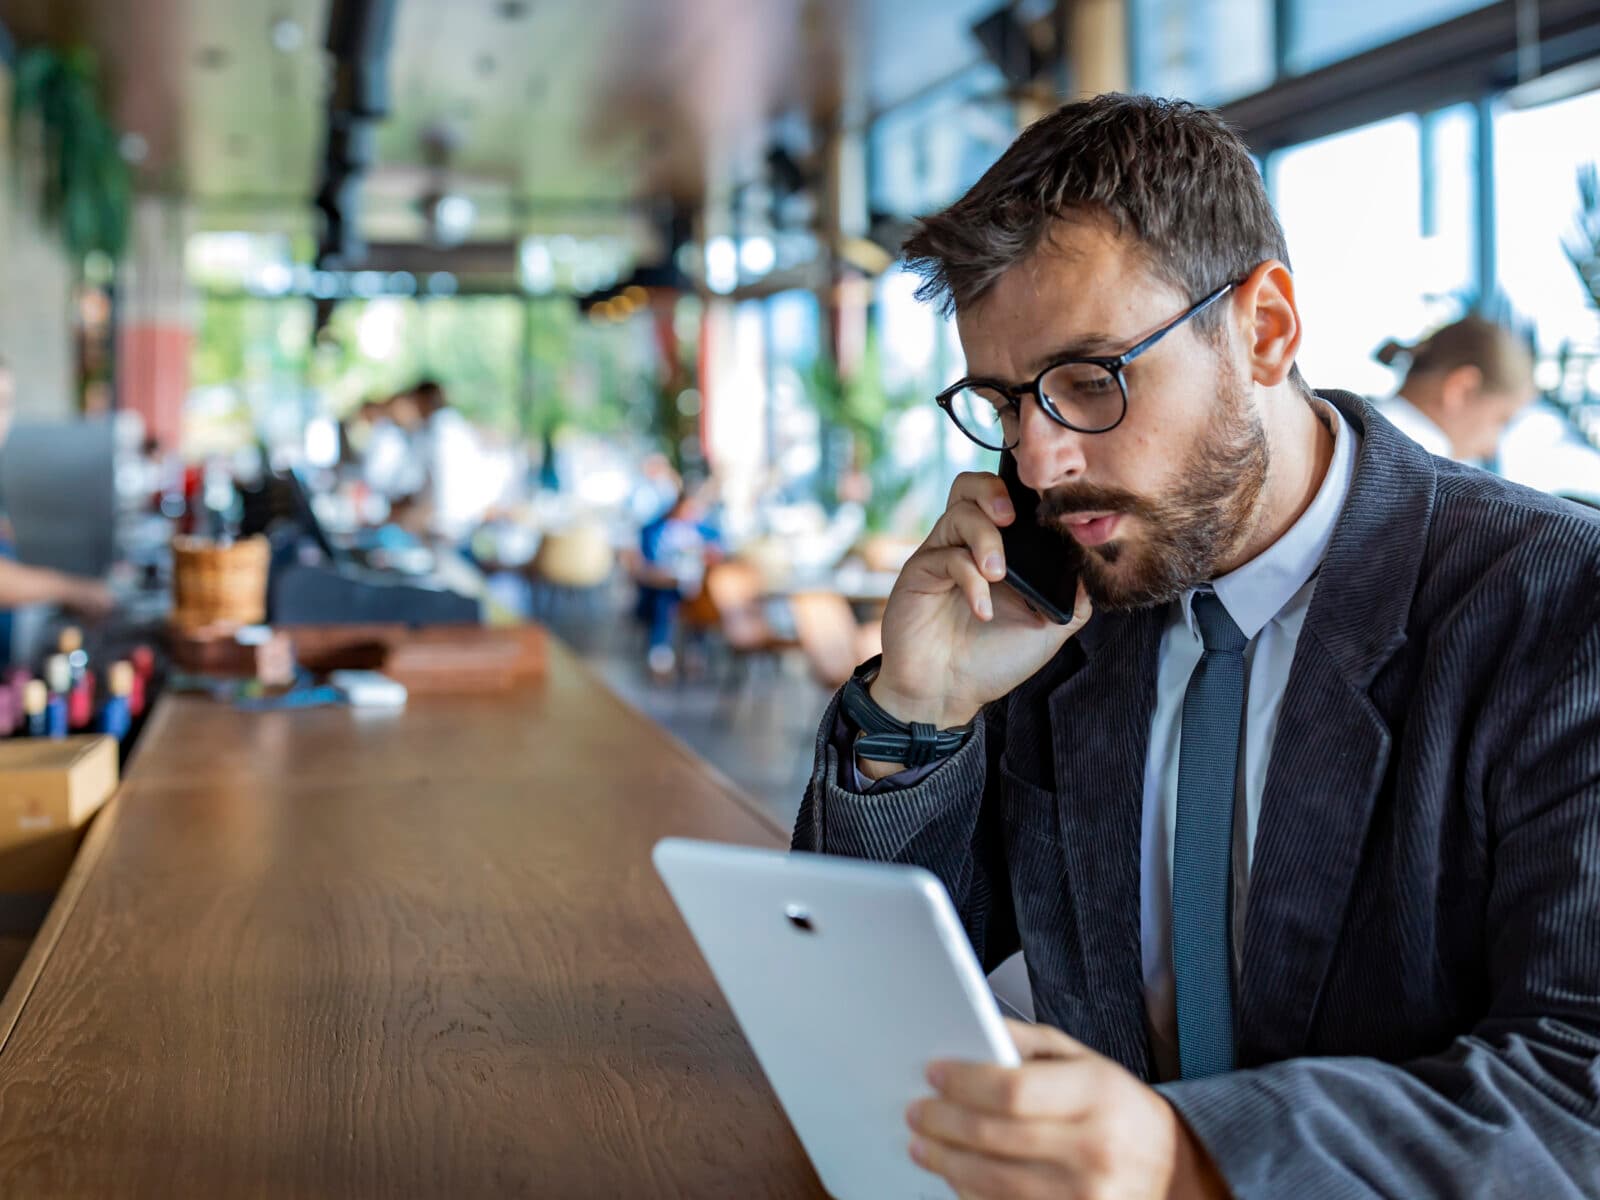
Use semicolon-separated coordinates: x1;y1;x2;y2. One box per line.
1374;317;1536;463
631;484;721;681
0;356;115;634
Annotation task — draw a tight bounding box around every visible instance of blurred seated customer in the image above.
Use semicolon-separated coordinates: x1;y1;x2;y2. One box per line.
1374;316;1535;463
0;356;114;629
632;485;721;679
392;379;495;544
362;393;423;504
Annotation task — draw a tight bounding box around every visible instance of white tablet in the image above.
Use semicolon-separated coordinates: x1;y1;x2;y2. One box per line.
652;837;1020;1200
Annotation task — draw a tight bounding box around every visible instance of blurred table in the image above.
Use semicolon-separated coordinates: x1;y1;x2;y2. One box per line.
0;640;825;1198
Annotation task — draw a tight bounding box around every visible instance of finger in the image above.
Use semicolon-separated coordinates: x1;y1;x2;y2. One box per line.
926;1058;1104;1119
947;471;1016;527
902;547;994;621
1004;1018;1089;1061
1066;577;1094;635
928;500;1007;580
907;1097;1065;1161
911;1137;1056;1200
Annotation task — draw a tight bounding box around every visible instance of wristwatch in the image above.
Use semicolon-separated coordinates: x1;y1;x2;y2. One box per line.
839;656;973;767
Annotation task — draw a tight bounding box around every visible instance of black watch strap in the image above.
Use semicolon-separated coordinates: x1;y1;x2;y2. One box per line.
839;656;972;767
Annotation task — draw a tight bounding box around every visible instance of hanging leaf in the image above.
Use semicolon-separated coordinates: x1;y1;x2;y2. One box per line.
8;44;131;267
1563;163;1600;316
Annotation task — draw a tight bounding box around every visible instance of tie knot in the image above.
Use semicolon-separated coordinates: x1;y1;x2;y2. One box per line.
1191;592;1246;653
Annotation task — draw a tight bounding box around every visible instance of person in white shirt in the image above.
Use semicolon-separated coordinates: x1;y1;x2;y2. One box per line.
1373;316;1535;461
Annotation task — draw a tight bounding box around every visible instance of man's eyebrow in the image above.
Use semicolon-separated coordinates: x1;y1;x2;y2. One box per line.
1019;332;1125;377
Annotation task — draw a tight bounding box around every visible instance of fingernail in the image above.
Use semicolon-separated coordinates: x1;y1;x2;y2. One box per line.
926;1064;947;1088
976;596;992;621
983;553;1003;577
909;1137;929;1164
993;498;1014;518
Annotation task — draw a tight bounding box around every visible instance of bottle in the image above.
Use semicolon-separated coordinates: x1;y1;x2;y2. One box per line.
60;628;95;730
23;680;48;738
100;662;133;741
129;646;155;719
44;655;71;739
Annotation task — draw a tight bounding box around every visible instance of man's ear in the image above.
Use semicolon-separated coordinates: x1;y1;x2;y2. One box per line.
1437;365;1483;414
1234;261;1301;388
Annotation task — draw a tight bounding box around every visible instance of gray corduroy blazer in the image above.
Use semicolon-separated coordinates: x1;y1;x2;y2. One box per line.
794;391;1600;1198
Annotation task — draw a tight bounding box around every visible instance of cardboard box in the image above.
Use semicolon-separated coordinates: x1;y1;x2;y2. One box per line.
0;736;119;894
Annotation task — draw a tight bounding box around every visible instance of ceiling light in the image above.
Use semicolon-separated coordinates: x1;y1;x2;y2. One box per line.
270;18;304;53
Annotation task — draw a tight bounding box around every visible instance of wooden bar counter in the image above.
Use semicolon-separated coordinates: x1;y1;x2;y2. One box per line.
0;640;826;1198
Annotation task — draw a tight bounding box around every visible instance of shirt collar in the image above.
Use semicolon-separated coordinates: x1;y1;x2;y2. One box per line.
1180;400;1358;642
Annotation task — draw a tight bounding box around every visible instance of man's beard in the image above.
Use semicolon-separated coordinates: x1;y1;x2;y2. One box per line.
1033;370;1268;612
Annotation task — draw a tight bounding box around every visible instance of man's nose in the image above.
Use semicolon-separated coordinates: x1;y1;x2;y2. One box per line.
1012;397;1089;493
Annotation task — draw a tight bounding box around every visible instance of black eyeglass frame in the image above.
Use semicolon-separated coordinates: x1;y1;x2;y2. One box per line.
934;279;1242;450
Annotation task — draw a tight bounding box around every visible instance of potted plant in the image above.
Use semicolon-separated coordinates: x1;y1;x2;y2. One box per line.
9;44;130;266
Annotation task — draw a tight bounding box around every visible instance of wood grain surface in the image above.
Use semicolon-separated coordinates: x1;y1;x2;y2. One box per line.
0;640;826;1199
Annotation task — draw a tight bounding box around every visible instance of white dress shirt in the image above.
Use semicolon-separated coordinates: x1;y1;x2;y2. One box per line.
1375;393;1452;458
1140;401;1358;1080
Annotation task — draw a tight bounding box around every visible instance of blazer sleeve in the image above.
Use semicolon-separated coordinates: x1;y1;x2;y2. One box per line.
1157;617;1600;1198
792;688;1020;971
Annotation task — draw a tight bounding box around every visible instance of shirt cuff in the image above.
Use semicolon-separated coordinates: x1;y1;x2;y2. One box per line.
829;709;944;793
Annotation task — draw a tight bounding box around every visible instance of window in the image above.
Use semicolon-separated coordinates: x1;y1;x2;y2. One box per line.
1283;0;1494;75
1274;116;1439;394
1494;88;1600;354
1131;0;1274;105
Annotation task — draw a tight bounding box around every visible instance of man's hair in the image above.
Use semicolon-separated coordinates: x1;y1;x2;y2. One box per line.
1401;316;1534;397
902;93;1310;393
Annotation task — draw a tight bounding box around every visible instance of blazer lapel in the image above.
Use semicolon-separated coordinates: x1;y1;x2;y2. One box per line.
1237;390;1436;1064
1047;606;1163;1078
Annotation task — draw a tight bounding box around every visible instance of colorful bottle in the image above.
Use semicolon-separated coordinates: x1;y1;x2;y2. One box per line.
100;662;134;741
44;655;71;739
5;668;29;727
59;628;95;730
129;646;155;719
23;681;48;738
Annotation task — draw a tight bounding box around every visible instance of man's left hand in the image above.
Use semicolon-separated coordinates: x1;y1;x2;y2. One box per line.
906;1019;1229;1200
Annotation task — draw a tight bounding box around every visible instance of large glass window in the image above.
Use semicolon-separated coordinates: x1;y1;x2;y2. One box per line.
1273;113;1473;395
1493;88;1600;355
869;63;1011;218
1131;0;1274;105
1283;0;1494;75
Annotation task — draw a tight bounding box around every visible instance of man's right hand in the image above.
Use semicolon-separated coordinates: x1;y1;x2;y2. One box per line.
863;472;1091;779
62;577;115;622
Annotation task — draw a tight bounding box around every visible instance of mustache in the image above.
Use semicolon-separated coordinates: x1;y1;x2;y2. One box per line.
1035;484;1157;525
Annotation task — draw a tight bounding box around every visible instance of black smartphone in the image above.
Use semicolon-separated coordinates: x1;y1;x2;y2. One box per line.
997;451;1081;625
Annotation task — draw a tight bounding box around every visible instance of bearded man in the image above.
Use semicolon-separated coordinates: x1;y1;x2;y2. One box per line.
793;94;1600;1199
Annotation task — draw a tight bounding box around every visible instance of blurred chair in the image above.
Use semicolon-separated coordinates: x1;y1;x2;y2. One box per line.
788;590;883;691
530;524;615;648
702;560;799;697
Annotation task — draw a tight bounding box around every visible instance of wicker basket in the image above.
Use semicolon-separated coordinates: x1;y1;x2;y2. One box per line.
171;536;270;631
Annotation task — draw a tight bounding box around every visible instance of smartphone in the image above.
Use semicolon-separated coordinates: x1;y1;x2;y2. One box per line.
997;451;1081;625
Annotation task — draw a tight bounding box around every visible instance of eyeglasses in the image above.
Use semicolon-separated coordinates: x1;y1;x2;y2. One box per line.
935;280;1240;451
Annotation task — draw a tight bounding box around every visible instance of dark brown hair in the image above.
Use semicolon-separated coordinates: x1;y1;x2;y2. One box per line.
903;93;1309;392
1400;316;1534;396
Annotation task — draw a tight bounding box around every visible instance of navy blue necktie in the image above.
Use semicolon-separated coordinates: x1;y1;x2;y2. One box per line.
1172;591;1246;1079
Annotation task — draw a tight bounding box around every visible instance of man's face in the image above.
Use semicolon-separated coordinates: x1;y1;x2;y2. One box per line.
955;222;1268;611
1458;385;1534;462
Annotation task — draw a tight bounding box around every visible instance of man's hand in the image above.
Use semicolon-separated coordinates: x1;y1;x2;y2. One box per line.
62;577;115;622
906;1019;1229;1200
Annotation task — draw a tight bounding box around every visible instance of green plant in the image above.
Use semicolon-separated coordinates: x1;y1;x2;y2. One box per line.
803;328;919;531
9;45;130;265
1566;163;1600;315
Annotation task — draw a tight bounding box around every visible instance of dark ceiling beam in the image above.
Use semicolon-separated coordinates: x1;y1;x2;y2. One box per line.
1220;0;1600;154
316;0;401;268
